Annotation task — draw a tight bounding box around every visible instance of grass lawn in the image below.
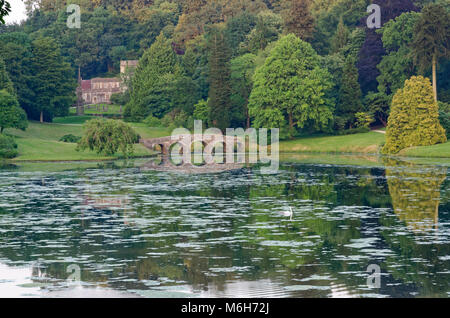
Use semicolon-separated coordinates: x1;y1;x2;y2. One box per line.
279;131;386;154
53;116;93;124
399;141;450;158
3;118;450;161
4;120;164;161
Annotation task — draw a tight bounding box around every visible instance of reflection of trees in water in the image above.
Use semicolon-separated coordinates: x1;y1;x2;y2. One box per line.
380;159;449;297
0;162;448;297
384;158;447;232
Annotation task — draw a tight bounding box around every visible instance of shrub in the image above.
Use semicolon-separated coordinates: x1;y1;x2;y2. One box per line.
0;134;18;158
382;76;447;154
438;101;450;139
77;118;138;158
143;115;161;127
59;134;81;143
355;112;374;128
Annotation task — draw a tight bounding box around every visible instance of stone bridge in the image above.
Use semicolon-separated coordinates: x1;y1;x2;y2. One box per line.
140;134;244;156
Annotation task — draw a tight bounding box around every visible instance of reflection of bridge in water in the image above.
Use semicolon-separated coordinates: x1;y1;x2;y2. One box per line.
141;156;245;174
140;134;244;156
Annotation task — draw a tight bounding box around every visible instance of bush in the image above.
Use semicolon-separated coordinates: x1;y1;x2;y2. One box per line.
143;115;162;127
59;134;81;143
76;118;139;158
334;127;370;135
0;134;18;158
438;101;450;139
383;76;447;154
355;112;374;128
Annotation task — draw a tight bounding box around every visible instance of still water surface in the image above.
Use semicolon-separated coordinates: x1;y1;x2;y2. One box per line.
0;155;448;297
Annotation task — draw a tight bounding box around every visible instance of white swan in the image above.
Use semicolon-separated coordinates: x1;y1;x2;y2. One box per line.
278;207;294;221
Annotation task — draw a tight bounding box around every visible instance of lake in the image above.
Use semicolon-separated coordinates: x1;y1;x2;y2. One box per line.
0;155;448;298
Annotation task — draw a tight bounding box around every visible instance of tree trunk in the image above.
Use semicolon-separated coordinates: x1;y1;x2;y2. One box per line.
40;111;43;123
432;54;438;102
246;108;250;129
288;111;294;139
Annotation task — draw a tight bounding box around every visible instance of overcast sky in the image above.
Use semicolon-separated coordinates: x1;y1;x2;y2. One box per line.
4;0;27;25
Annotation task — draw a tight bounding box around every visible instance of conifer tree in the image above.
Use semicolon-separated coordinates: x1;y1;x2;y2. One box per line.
281;0;314;40
383;76;446;154
206;26;232;131
411;3;450;102
331;17;350;54
337;57;363;128
0;57;14;95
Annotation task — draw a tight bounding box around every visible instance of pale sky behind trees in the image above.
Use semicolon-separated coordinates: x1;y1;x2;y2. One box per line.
4;0;27;24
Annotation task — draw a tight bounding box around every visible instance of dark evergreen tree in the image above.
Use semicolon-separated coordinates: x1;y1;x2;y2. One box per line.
30;37;76;122
337;57;363;128
206;26;232;131
411;3;450;102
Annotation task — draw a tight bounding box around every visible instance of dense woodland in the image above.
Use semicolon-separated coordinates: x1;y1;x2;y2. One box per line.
0;0;449;143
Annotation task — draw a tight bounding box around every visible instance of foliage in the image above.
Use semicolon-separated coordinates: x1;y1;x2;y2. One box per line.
357;0;417;94
0;89;28;133
0;0;11;24
248;34;334;138
280;0;314;40
143;115;162;128
59;134;81;143
206;26;232;131
411;4;449;74
383;76;447;154
364;91;390;127
77;118;139;157
0;134;17;159
193;99;209;122
230;53;257;128
125;33;181;121
29;37;76;121
0;57;14;94
438;101;450;139
336;57;363;129
355;112;374;128
377;11;421;96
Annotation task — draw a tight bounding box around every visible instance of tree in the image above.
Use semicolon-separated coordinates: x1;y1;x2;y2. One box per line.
0;89;28;133
330;17;350;54
231;53;257;128
364;91;390;127
0;57;14;95
382;76;446;154
357;0;417;94
336;57;363;129
30;37;76;122
280;0;314;40
125;33;180;121
206;26;232;131
0;0;11;24
377;11;421;96
248;34;334;138
411;3;450;102
77;118;138;158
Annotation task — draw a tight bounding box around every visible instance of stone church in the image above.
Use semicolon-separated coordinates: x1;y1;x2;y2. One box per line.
76;60;138;107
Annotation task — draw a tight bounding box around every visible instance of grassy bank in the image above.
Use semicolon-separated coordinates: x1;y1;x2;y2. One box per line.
5;121;158;161
3;118;450;161
278;132;386;154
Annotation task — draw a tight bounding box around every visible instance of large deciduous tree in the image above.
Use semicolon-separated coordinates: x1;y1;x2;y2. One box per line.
383;76;446;154
248;34;334;138
411;3;450;102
